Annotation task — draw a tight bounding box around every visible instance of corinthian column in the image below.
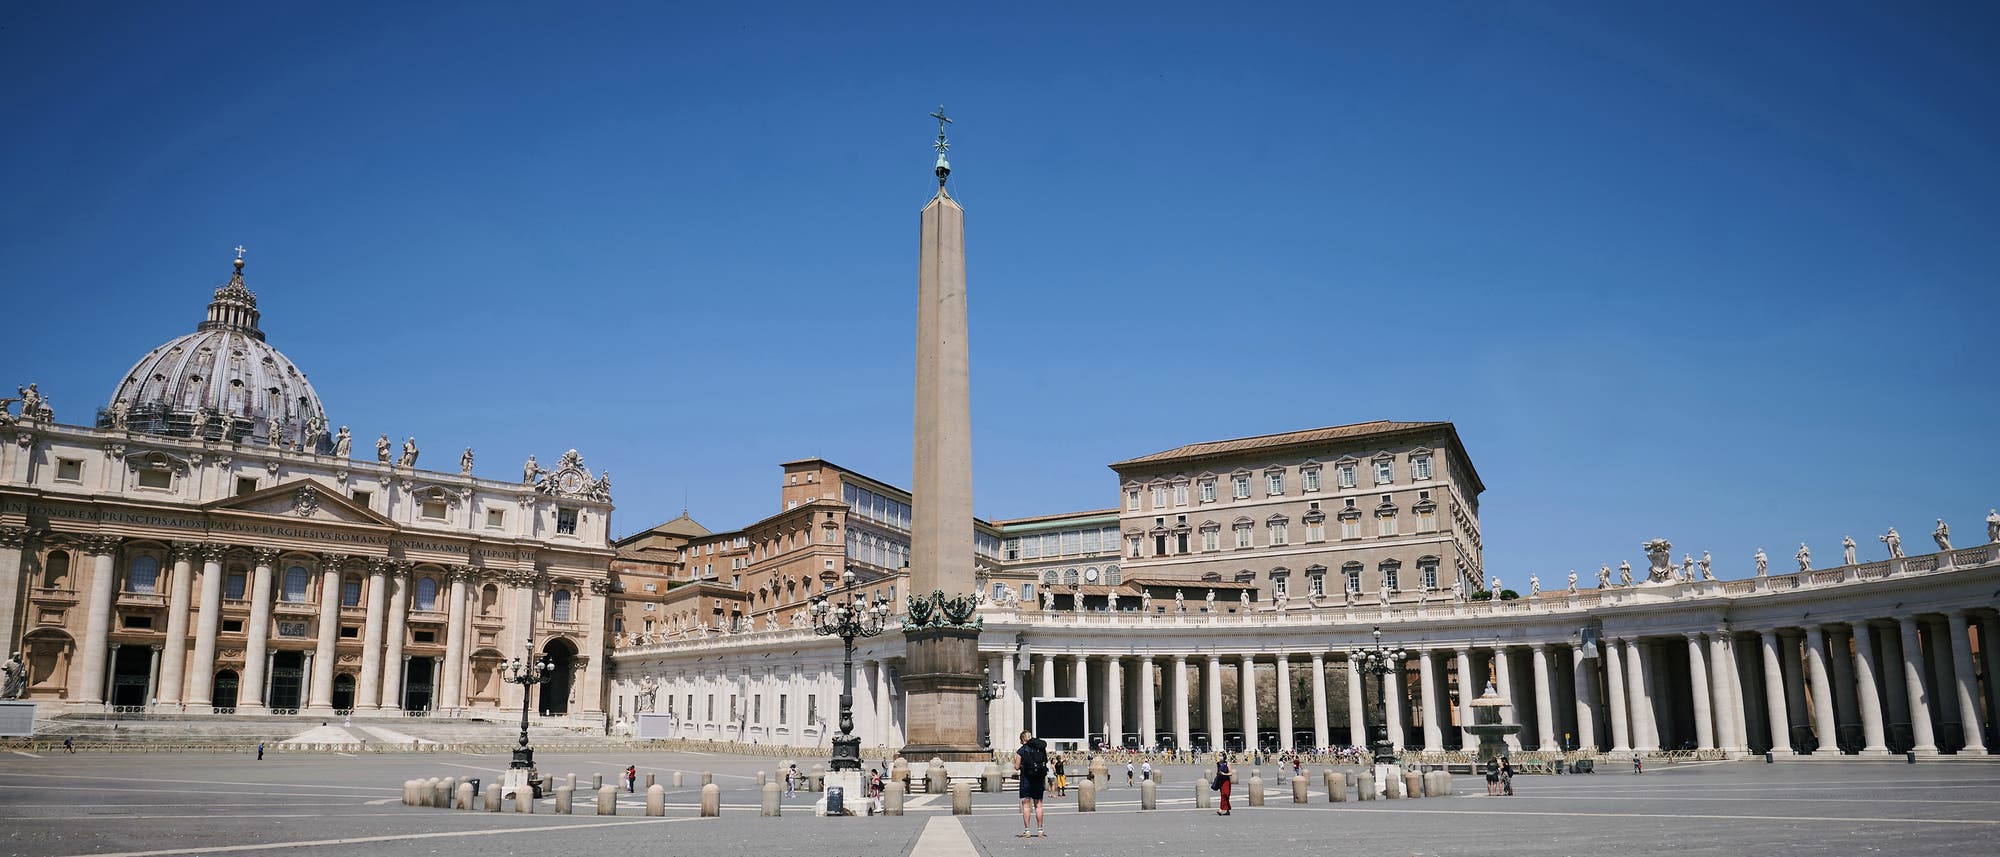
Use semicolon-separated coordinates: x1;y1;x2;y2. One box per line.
379;564;408;711
356;561;388;709
439;571;469;711
1172;654;1190;752
157;542;198;706
1418;649;1441;751
185;546;225;710
305;562;342;713
72;537;123;706
1530;644;1556;750
237;549;278;711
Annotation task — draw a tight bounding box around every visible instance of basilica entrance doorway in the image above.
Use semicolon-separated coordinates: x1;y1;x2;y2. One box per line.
109;646;152;708
212;670;239;711
331;674;355;712
538;638;576;716
402;659;434;712
269;652;305;711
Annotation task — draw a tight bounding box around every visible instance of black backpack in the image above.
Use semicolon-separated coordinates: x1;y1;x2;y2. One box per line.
1019;743;1048;780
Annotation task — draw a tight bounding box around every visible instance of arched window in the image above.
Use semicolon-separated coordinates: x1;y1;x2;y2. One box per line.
1062;568;1079;586
127;555;160;594
341;575;362;607
42;551;70;589
1041;569;1058;584
552;589;573;622
282;566;310;602
414;577;439;611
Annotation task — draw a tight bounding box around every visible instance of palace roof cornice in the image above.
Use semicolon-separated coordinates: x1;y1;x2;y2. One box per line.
1110;420;1485;495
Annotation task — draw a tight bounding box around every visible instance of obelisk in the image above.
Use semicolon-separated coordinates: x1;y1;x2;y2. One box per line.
900;106;986;762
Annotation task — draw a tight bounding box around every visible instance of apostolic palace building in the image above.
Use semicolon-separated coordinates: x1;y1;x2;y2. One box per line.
4;208;1997;762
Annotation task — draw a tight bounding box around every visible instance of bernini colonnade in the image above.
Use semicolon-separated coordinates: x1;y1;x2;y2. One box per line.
613;540;2000;757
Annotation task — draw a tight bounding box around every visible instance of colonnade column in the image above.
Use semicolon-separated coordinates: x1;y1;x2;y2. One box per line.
1530;644;1556;750
1310;653;1329;751
1239;654;1258;751
1073;656;1090;743
1707;633;1740;753
1384;656;1404;752
1898;617;1938;753
185;546;226;710
356;562;387;709
1204;655;1224;751
438;571;468;711
157;542;197;706
1276;655;1295;753
1493;648;1519;751
1104;655;1123;749
1040;653;1057;698
1171;655;1190;752
1571;645;1597;751
1684;633;1714;750
1945;611;1987;753
1604;639;1630;753
1003;651;1022;746
1456;647;1476;750
379;565;408;712
1418;649;1441;751
72;538;122;706
1849;622;1888;754
237;549;278;711
1628;640;1659;752
875;660;893;748
1982;616;2000;751
306;564;341;713
1758;631;1790;754
1803;626;1838;754
1346;655;1365;749
1136;656;1156;750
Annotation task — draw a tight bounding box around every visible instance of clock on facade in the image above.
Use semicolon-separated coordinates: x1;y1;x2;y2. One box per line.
1083;568;1099;583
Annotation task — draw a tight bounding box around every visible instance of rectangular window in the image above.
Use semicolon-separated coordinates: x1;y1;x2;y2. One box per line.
1378;515;1398;537
1235;527;1252;549
55;459;83;482
222;618;244;633
1337;464;1357;489
1202;530;1219;552
121;614;153;630
1421;564;1439;589
351;490;372;508
729;694;739;721
1375;460;1394;485
341;577;361;606
1273;576;1288;598
1412;456;1433;480
754;695;763;724
1269;522;1288;545
137;469;171;489
1306;521;1325;542
1416;510;1437;531
421;500;448;520
1385;568;1400;590
1346;570;1362;592
1342;518;1360;540
1308;574;1325;597
1302;469;1320;492
235;477;259;496
556;508;579;535
1199;480;1216;503
1266;473;1283;495
1021;583;1035;603
807;694;819;724
339;625;359;639
1003;538;1020;561
779;694;788;725
412;629;436;643
706;696;715;721
1173;484;1189;506
486;508;505;528
225;572;247;600
1151;486;1167;508
1175;532;1189;553
1127;536;1141;558
1126;490;1140;511
1232;476;1251;499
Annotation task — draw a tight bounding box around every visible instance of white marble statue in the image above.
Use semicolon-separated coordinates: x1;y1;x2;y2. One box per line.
1699;551;1714;581
1175;589;1185;613
1141;590;1152;612
1618;561;1633;587
460;447;475;476
17;384;43;420
399;437;419;467
1380;578;1393;605
332;426;351;457
1880;528;1903;558
1041;589;1054;612
1842;535;1857;566
1239;588;1249;609
1933;518;1952;551
1988;509;2000;544
1597;564;1611;588
1754;548;1769;577
376;433;392;462
1452;577;1465;600
1344;585;1357;607
523;454;540;484
0;652;23;700
1106;590;1118;612
109;397;129;428
1567;570;1578;594
1204;588;1215;612
265;414;284;447
1681;554;1694;581
1795;542;1811;573
1072;589;1084;613
1528;575;1541;597
189;408;210;438
304;414;326;448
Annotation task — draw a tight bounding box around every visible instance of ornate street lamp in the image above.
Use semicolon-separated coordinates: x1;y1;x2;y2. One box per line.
503;647;557;774
1350;626;1408;766
807;568;890;771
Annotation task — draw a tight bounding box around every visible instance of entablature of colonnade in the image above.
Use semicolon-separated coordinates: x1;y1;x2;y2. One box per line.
611;543;2000;660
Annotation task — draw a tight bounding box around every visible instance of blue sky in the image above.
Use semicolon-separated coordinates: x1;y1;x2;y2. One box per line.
3;2;1995;580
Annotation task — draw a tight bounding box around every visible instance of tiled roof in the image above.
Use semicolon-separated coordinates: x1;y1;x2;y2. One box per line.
1110;420;1451;468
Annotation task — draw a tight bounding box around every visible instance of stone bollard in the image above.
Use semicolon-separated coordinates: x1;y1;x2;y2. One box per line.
597;785;618;815
1089;759;1108;791
456;782;474;810
983;764;1003;793
1292;775;1308;804
646;784;665;816
810;771;824;792
555;786;573;814
930;757;949;794
1197;777;1213;809
1078;779;1096;812
1140;779;1157;810
701;771;714;787
1404;771;1422;799
699;783;720;817
762;782;781;817
593;773;604;791
483;785;502;812
951;783;971;815
1356;773;1376;801
1248;772;1265;806
517;786;535;814
439;778;457;806
1438;770;1452;795
672;771;684;789
432;780;451;809
756;771;767;787
1382;771;1401;799
1327;771;1346;802
566;773;577;792
885;781;905;815
645;773;655;789
402;779;418;806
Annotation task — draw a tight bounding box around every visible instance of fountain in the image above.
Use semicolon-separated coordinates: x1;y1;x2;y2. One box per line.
1465;683;1522;764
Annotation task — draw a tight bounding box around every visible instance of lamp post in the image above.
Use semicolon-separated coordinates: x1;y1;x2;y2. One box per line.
807;568;890;771
1350;626;1408;766
502;647;557;772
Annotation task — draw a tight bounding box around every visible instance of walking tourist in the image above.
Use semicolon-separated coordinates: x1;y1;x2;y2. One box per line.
1213;752;1233;815
1126;761;1135;786
1017;730;1049;838
1500;757;1515;796
624;765;637;793
1053;755;1067;796
1484;757;1500;795
1140;760;1152;781
784;763;798;797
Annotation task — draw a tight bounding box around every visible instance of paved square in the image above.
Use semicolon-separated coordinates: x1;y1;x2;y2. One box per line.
0;751;1994;856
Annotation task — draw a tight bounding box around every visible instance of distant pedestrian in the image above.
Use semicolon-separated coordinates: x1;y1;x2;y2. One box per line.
1016;731;1049;838
1140;760;1152;782
1484;758;1500;795
256;742;265;761
1213;753;1233;815
63;737;73;754
784;763;798;797
1125;761;1135;786
625;765;637;793
1633;755;1643;775
1500;757;1515;796
1053;756;1067;797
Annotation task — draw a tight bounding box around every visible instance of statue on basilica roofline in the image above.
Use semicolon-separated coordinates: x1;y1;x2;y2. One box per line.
523;454;542;485
399;437;420;468
17;384;44;421
1040;589;1053;612
189;408;210;439
1842;535;1857;566
1880;528;1904;558
1699;551;1714;581
332;426;352;458
460;447;475;476
265;414;285;448
303;414;327;451
1597;564;1611;588
0;398;15;426
1795;542;1812;573
1204;588;1216;612
1140;590;1152;613
1567;570;1578;594
1680;555;1694;581
109;397;130;429
1933;518;1952;552
1106;589;1119;612
1753;548;1769;577
1;652;24;700
1988;509;1999;544
376;433;392;463
1528;575;1540;597
1618;561;1633;587
1174;589;1185;613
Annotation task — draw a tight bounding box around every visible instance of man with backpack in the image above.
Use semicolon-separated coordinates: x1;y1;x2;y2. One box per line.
1016;731;1049;838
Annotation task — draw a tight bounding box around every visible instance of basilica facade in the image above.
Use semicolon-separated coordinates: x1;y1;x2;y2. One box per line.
0;257;616;720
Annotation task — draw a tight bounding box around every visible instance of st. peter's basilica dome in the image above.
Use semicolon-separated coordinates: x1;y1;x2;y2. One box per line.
102;256;331;450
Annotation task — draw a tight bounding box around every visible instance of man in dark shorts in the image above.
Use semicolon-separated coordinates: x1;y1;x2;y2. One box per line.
1017;730;1048;838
